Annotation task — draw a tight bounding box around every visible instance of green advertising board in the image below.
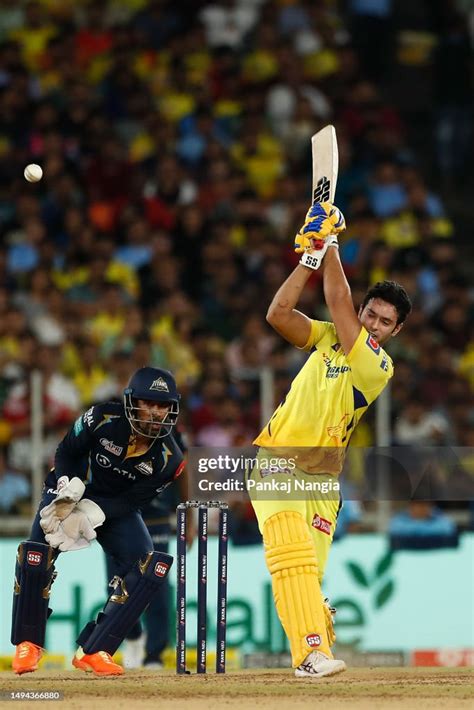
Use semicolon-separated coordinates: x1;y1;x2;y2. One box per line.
1;534;473;655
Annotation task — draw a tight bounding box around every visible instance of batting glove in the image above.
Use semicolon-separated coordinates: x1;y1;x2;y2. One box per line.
323;597;337;646
295;202;344;270
300;201;346;243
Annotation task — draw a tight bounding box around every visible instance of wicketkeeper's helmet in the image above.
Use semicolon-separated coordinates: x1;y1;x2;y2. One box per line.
123;367;180;439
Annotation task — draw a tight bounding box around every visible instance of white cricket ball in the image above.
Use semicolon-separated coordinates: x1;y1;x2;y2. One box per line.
24;164;43;183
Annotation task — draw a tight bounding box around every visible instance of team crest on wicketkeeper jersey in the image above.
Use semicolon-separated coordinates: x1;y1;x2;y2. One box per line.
135;460;153;476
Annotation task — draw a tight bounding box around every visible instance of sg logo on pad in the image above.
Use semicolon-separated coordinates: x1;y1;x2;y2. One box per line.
306;633;321;647
154;562;169;578
27;552;42;566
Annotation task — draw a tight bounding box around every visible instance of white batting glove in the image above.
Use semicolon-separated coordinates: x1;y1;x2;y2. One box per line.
299;234;339;270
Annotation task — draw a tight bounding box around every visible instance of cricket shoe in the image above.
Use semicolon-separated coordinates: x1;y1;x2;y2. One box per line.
72;648;124;676
143;661;163;670
295;651;346;678
12;641;43;675
122;634;145;669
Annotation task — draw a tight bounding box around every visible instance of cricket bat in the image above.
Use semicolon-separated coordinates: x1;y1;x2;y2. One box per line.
311;125;338;205
298;125;339;270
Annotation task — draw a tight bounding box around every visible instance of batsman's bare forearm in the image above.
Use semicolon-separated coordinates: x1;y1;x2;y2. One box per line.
323;247;361;354
266;265;314;348
323;247;352;305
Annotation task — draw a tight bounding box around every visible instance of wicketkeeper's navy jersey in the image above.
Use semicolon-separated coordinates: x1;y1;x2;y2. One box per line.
45;401;184;511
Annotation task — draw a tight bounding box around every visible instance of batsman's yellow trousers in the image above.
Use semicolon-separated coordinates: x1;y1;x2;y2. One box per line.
247;448;341;666
248;447;341;582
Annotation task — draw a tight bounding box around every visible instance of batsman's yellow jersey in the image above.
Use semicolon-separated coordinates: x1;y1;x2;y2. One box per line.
254;321;393;474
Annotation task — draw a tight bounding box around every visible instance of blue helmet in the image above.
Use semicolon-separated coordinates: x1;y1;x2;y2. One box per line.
123;367;180;439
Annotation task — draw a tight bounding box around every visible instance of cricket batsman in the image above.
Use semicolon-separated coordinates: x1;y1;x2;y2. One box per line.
249;202;412;677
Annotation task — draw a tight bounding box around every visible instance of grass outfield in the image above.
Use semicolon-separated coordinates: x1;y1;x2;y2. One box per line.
0;668;473;709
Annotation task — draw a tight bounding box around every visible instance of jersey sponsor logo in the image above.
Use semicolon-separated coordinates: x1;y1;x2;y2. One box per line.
135;460;153;476
322;353;350;379
96;453;111;468
150;377;169;392
154;561;170;578
113;466;136;480
312;514;332;535
380;355;389;372
74;416;84;435
366;334;380;354
100;438;123;456
260;464;293;478
27;551;42;566
83;407;95;427
306;633;321;648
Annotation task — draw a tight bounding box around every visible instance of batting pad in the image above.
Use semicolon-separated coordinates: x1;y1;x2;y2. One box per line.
263;511;331;666
77;550;173;655
11;542;57;647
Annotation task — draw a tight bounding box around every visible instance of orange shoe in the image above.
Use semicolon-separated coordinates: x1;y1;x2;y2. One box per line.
12;642;43;675
72;649;124;677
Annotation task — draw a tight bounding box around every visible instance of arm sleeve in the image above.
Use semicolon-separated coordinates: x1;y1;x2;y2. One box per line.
53;406;101;481
299;320;333;352
346;327;393;403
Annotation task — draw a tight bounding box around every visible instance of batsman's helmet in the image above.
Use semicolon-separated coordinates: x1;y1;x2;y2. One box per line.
123;367;180;439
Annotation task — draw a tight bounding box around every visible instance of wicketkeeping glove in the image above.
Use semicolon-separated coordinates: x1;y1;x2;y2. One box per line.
39;476;86;534
45;499;105;552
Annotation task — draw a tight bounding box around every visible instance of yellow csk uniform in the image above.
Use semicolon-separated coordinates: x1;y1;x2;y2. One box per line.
249;320;393;667
255;319;393;465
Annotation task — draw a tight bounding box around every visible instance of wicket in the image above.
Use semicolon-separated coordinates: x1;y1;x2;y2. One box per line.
176;500;229;675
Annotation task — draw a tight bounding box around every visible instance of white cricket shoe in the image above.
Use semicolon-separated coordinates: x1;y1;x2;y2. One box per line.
295;651;346;678
143;661;163;670
122;635;145;669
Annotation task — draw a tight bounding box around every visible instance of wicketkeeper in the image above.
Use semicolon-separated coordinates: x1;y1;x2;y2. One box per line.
11;367;184;676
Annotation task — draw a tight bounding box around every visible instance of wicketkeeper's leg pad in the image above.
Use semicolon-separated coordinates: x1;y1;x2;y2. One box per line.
263;511;331;667
77;551;173;655
11;542;58;647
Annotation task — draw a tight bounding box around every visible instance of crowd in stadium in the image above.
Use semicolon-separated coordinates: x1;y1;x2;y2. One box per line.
0;1;472;532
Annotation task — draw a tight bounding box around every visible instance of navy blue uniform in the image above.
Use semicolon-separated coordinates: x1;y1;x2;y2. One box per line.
104;428;187;665
11;367;182;663
30;401;184;575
